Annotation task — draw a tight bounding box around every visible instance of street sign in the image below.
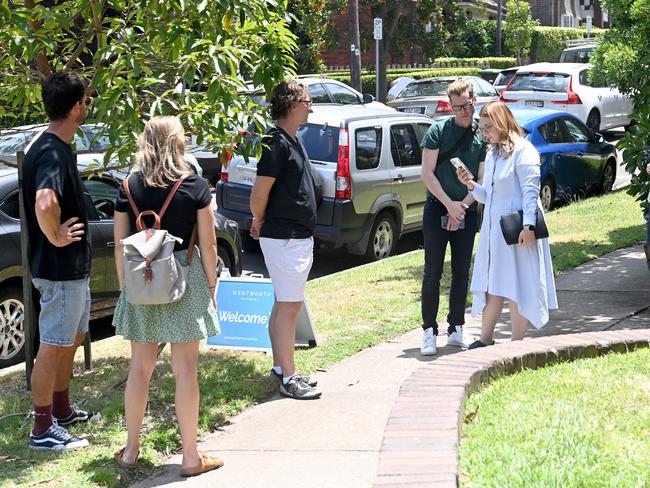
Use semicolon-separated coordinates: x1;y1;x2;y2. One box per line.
374;18;382;40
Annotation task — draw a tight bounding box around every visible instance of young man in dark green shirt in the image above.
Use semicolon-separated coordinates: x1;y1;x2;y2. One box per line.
419;78;486;355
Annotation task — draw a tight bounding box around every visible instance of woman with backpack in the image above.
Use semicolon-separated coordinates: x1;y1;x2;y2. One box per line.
111;116;222;477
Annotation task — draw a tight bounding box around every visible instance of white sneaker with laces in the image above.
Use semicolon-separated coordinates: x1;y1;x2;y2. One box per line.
447;326;473;349
420;328;437;356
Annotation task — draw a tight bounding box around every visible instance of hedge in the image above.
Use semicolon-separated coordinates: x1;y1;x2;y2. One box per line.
334;68;482;97
431;57;516;69
530;26;606;63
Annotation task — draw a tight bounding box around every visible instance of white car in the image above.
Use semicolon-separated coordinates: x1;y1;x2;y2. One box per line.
499;63;634;132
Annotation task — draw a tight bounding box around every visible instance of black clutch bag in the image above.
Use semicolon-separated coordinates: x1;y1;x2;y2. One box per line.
499;210;549;245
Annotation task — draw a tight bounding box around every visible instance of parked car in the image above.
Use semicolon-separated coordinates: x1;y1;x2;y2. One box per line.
386;75;499;117
507;106;618;211
560;42;597;63
216;105;432;261
0;161;243;369
492;67;519;93
498;63;634;133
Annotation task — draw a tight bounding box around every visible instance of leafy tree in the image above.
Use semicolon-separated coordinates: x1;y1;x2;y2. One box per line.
591;0;650;205
503;0;539;64
288;0;340;74
0;0;297;164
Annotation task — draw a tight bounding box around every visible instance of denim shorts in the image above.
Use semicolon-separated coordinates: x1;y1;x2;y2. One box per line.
32;277;90;347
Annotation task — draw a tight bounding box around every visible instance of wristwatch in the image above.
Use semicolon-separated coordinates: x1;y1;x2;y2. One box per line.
524;224;535;231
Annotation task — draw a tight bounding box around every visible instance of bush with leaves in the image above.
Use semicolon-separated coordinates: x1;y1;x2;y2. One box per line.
0;0;297;165
529;26;606;63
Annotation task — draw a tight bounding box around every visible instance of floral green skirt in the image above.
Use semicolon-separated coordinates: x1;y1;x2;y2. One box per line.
112;248;219;343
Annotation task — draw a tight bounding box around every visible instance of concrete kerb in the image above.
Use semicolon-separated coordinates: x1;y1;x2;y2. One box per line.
372;329;650;488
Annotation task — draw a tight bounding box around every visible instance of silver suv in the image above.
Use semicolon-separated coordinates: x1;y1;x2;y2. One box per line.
215;106;432;261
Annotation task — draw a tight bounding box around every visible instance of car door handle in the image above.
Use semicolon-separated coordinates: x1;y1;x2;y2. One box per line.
577;152;583;157
393;175;405;183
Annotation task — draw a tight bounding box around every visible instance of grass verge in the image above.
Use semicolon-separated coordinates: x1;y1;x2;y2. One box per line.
459;348;650;487
0;189;645;487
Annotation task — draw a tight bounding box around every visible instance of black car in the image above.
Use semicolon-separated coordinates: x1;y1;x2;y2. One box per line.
0;165;242;368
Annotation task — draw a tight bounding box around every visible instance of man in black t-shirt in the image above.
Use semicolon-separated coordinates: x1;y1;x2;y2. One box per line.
250;80;321;400
22;72;93;451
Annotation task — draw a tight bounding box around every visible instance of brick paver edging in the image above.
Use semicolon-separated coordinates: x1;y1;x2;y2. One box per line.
372;329;650;488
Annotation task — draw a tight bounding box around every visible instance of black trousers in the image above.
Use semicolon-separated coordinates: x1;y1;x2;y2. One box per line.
421;199;478;335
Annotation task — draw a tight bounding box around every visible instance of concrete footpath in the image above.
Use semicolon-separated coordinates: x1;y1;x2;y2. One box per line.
133;244;650;488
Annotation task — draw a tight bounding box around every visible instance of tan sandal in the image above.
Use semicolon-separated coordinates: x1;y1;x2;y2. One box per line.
180;452;224;477
114;446;139;469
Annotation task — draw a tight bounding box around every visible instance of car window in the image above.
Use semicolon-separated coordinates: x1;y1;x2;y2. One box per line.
0;191;19;219
390;125;420;167
508;73;570;92
413;123;432;144
324;83;361;105
83;178;120;220
563;118;591;143
539;118;572;144
297;123;340;163
307;84;332;104
81;126;115;151
355;127;382;170
0;130;38;156
494;70;516;86
473;78;497;96
399;80;450;98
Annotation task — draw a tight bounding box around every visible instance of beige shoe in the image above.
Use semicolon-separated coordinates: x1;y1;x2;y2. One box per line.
180;452;224;477
114;446;139;469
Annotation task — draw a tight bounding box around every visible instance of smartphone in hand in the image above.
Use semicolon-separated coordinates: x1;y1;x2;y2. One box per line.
441;215;465;230
450;157;474;180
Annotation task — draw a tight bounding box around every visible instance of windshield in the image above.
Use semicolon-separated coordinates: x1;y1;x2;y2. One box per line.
560;48;593;63
507;73;570;92
297;123;340;163
398;80;450;98
494;71;516;86
0;130;38;155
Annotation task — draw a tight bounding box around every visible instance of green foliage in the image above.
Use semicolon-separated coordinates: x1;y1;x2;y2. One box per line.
432;57;517;69
590;0;650;205
288;0;340;74
461;349;650;486
530;26;606;62
0;0;298;165
449;19;504;58
503;0;540;64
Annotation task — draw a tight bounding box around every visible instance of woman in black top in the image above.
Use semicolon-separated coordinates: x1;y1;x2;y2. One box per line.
112;116;222;477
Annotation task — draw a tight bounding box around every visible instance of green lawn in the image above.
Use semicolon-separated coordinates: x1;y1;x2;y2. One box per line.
0;189;646;487
460;348;650;487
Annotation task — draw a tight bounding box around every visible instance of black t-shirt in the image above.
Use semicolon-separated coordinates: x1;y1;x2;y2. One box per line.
22;132;92;281
115;173;212;250
256;127;317;239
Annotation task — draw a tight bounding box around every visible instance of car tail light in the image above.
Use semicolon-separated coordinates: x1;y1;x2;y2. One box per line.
498;76;517;102
554;76;582;104
220;168;229;182
435;100;453;114
336;128;351;199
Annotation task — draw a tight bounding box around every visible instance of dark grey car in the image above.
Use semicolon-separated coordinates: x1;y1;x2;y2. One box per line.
0;166;242;368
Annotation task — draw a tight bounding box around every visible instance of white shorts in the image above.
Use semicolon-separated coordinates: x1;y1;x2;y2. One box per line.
259;237;314;302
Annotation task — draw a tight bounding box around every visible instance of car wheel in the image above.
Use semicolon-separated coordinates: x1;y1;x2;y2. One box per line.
601;160;616;194
540;177;556;212
0;286;26;368
586;109;601;133
241;231;261;253
217;244;233;276
365;212;397;261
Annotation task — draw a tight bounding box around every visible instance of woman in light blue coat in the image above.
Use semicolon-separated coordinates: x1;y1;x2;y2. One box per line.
456;102;558;348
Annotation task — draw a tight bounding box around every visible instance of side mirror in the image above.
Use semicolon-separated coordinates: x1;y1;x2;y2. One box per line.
362;93;374;104
593;132;604;144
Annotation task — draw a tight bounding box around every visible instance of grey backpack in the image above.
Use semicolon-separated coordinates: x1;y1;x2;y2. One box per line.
121;175;197;305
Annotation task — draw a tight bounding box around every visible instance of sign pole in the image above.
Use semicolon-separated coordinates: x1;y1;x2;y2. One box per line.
374;18;382;101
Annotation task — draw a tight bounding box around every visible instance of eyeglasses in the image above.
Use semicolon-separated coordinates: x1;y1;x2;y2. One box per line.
451;101;473;112
299;99;313;106
84;97;93;106
478;123;494;133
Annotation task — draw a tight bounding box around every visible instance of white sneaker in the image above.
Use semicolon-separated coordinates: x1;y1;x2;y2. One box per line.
420;328;437;356
447;326;473;349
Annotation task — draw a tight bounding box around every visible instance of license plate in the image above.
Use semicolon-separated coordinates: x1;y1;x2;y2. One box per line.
401;106;425;114
526;100;544;107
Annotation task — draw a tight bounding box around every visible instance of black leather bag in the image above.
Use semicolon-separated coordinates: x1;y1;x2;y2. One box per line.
499;209;549;245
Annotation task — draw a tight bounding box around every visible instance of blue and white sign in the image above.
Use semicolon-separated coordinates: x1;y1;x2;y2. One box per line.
205;276;317;352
